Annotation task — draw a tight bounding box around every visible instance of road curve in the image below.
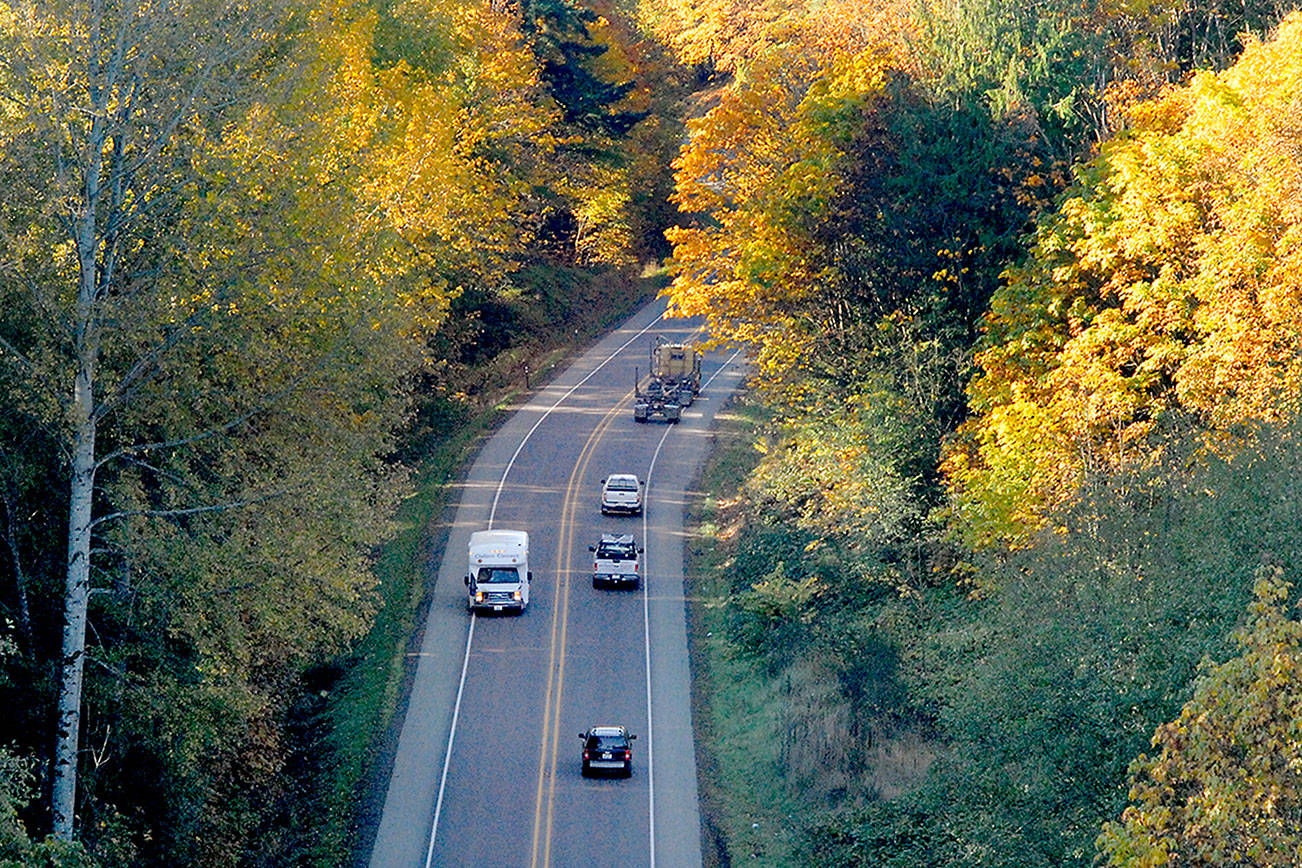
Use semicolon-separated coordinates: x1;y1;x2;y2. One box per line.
368;297;746;868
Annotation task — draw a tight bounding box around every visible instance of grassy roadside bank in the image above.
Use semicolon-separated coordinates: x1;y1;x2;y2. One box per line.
298;267;658;867
685;395;807;866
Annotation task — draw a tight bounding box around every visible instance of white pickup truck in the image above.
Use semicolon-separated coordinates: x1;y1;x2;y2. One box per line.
600;474;643;515
589;533;643;589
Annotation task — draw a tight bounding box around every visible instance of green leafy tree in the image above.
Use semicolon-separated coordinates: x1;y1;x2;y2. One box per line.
522;0;643;135
0;0;305;838
0;0;432;854
799;415;1302;866
1099;566;1302;866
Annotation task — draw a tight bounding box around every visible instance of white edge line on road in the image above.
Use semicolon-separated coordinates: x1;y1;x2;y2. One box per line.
640;348;743;868
422;310;666;864
487;312;667;528
642;424;673;868
426;613;476;868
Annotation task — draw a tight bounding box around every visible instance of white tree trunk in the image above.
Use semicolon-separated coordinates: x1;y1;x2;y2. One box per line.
51;225;102;838
34;0;311;839
51;360;96;839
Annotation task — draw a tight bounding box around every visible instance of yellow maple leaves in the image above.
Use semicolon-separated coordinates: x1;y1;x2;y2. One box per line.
946;11;1302;548
663;5;906;380
1098;567;1302;866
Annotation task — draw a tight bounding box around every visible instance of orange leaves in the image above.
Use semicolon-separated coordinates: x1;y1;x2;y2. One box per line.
663;7;906;381
642;0;913;74
639;0;793;72
946;11;1302;549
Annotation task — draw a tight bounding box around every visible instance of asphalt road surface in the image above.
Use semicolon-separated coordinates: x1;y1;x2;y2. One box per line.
368;298;747;868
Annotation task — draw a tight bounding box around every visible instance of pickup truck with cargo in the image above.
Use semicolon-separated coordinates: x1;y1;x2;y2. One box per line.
589;533;643;588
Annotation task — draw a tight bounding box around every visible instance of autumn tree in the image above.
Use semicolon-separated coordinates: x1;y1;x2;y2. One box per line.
945;11;1302;549
0;0;435;854
0;0;298;838
638;0;794;72
661;0;1055;556
1098;566;1302;866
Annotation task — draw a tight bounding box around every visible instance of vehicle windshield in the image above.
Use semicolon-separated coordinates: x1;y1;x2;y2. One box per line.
585;735;628;750
597;543;635;560
476;567;520;584
607;479;638;491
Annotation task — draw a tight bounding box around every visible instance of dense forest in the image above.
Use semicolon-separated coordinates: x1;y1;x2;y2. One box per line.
4;0;1302;864
660;0;1302;865
0;0;681;864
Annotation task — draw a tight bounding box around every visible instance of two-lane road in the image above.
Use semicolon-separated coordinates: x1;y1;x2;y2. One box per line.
369;299;745;867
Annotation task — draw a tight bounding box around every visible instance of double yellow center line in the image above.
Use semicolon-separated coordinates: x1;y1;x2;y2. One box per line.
528;391;636;868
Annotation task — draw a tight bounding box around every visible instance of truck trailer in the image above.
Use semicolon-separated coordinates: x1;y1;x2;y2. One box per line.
650;337;701;407
633;367;680;423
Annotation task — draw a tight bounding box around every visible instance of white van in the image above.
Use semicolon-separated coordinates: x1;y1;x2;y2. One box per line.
464;530;530;613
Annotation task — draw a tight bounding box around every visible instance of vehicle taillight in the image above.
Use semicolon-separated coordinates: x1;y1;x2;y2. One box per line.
475;591;484;602
513;589;522;601
583;750;590;760
593;562;598;570
623;750;631;760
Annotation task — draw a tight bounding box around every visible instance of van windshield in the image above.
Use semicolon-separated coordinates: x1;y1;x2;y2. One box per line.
477;567;520;584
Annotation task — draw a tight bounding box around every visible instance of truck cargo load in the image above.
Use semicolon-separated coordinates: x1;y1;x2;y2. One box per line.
650;337;701;407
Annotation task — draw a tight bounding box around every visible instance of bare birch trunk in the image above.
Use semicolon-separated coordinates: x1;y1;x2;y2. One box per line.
51;62;106;833
51;352;96;838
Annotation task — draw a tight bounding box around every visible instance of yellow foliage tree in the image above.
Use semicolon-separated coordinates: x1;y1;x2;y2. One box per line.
946;11;1302;548
640;0;910;74
363;0;561;285
665;29;904;381
638;0;793;72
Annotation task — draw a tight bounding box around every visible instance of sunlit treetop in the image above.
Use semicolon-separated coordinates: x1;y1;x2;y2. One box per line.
945;11;1302;550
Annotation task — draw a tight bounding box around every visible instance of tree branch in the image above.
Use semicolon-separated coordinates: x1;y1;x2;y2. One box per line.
89;488;293;530
91;374;311;472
